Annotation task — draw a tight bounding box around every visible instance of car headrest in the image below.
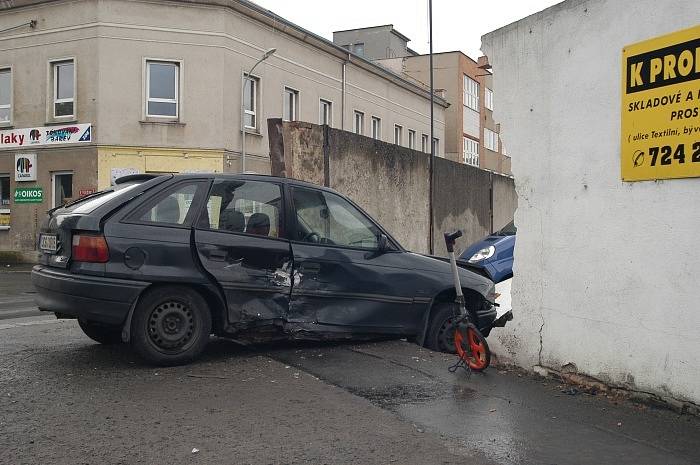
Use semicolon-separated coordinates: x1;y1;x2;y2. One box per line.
155;196;181;224
220;209;245;232
246;212;270;236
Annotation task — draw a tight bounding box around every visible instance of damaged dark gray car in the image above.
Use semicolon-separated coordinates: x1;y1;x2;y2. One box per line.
32;174;501;365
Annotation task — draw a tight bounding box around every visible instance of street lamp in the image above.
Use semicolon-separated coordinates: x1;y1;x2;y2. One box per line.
240;47;276;173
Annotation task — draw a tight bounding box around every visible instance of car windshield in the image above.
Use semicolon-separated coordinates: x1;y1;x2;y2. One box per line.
494;221;516;236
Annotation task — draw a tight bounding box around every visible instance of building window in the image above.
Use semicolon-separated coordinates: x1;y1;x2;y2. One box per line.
52;60;74;118
283;87;298;122
352;43;365;56
52;171;73;208
421;134;429;153
354;110;364;135
0;69;11;124
243;75;259;129
0;173;9;206
463;75;479;111
408;130;416;150
463;137;479;166
485;128;499;152
146;60;179;118
485;88;494;111
432;138;439;156
371;116;381;139
394;125;403;146
319;99;332;126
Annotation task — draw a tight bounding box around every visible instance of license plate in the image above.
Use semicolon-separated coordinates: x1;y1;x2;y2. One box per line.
39;234;58;253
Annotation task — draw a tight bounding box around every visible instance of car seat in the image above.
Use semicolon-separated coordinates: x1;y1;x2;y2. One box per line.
155;196;181;224
246;212;270;236
220;209;245;232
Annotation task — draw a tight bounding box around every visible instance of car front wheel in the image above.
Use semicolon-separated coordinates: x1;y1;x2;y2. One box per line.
130;286;212;366
425;302;460;353
78;320;123;345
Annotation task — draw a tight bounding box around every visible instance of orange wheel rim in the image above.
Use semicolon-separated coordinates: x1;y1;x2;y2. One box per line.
454;325;488;370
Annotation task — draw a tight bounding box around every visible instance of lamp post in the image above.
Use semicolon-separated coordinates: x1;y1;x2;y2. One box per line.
428;0;435;254
241;48;276;173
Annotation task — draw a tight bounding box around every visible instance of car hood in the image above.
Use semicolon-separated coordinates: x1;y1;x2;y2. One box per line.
459;234;516;262
405;252;494;297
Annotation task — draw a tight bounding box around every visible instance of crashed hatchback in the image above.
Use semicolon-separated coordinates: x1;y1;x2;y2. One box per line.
32;174;501;365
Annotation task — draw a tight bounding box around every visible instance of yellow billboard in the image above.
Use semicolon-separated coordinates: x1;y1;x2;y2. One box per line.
621;25;700;181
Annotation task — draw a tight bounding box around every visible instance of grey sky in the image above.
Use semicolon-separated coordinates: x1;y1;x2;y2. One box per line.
251;0;563;59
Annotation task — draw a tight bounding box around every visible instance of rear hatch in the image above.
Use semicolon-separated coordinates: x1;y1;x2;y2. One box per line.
38;175;170;269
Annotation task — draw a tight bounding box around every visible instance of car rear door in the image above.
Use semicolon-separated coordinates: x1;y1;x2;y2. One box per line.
287;185;420;334
194;179;292;324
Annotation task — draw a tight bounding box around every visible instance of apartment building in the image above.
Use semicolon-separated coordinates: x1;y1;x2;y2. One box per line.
0;0;447;254
334;26;511;175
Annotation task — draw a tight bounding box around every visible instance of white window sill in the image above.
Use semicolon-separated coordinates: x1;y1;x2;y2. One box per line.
46;119;78;125
243;128;263;137
140;119;185;126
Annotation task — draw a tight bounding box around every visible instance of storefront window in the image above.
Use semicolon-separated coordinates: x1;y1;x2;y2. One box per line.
52;171;73;208
0;174;9;206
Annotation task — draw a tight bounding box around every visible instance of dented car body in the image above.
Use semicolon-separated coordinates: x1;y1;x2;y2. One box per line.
32;174;499;365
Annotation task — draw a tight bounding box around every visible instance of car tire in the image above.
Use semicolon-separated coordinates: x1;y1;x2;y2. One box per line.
78;320;123;345
425;302;462;353
130;286;212;366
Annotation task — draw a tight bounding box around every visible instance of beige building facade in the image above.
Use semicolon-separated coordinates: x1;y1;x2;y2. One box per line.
0;0;447;255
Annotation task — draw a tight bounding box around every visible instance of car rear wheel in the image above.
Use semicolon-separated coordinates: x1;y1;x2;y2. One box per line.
130;286;212;366
425;302;460;353
78;320;123;345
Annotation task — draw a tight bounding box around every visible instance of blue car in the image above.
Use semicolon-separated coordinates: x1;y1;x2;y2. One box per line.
459;221;516;284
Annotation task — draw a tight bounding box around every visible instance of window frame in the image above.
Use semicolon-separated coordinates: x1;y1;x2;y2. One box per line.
49;58;76;120
485;87;494;111
195;179;287;241
393;124;403;146
283;86;299;122
463;136;479;166
0;172;10;207
421;134;429;153
353;110;364;135
145;59;181;120
123;180;208;229
371;116;381;139
408;129;416;150
51;171;74;209
242;73;260;131
484;128;499;152
432;137;440;156
463;75;479;111
288;185;397;252
0;67;13;126
319;98;333;126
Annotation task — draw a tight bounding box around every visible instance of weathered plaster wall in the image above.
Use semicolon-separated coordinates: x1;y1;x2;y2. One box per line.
482;0;700;405
492;175;517;231
270;120;516;256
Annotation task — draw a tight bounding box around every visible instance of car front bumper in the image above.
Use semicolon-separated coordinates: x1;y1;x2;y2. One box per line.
31;265;149;326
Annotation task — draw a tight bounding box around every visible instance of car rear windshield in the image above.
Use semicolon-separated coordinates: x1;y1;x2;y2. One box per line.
60;183;141;214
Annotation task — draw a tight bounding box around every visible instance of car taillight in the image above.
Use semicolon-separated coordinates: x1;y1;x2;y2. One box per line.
72;234;110;263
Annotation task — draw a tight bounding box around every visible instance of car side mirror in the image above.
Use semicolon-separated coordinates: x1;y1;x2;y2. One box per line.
377;233;389;253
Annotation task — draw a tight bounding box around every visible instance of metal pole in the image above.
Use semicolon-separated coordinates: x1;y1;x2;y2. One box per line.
241;49;276;173
428;0;435;255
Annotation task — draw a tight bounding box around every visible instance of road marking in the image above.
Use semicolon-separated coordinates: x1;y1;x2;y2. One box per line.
0;318;66;330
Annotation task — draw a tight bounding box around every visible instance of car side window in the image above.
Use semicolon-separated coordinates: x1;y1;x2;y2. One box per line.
292;187;380;249
198;180;282;238
132;182;200;225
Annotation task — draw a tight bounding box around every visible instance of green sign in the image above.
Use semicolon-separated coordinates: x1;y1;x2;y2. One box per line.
14;187;43;203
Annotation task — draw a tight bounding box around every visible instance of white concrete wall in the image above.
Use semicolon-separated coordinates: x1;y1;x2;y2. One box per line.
482;0;700;405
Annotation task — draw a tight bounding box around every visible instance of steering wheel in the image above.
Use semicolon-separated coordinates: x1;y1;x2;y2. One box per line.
303;232;321;243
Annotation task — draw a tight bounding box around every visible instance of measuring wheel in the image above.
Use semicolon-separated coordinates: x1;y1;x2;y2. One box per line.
453;321;491;372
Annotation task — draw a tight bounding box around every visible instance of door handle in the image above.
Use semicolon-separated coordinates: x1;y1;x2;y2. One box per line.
208;249;228;261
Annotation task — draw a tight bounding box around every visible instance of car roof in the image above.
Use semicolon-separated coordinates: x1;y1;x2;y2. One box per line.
167;173;333;191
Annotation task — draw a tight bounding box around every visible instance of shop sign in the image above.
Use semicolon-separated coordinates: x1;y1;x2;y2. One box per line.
0;123;91;149
14;187;43;203
79;188;96;197
0;208;9;229
621;25;700;181
15;153;37;182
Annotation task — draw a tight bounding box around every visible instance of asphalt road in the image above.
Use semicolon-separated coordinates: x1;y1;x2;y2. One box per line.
1;268;699;465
